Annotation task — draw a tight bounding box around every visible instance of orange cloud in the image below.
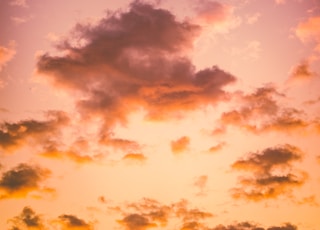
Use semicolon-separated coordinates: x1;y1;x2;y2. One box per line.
0;41;16;72
193;0;240;33
9;0;28;7
118;214;157;230
99;132;141;152
40;148;95;164
219;86;309;134
171;136;190;154
8;206;45;230
57;214;93;230
295;16;320;52
231;144;307;201
36;1;236;130
208;142;225;153
0;163;53;199
0;111;69;152
211;222;297;230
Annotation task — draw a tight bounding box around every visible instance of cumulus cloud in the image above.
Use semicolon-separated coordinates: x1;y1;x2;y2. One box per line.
231;144;307;201
171;136;190;154
0;111;69;152
36;1;236;130
219;86;308;134
287;60;316;83
0;41;16;72
57;214;93;229
122;153;147;164
295;16;320;52
8;206;45;230
0;163;53;199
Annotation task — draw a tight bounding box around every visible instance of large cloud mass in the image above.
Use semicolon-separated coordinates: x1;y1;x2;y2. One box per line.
36;1;236;126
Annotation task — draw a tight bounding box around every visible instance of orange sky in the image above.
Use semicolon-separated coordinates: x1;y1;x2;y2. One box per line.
1;0;320;229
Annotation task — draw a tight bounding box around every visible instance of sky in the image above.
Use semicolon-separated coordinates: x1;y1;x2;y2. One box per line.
0;0;320;229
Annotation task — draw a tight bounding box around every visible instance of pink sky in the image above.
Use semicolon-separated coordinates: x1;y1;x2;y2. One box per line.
1;0;320;229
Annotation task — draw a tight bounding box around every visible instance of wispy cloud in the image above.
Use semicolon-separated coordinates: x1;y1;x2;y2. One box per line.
295;16;320;52
9;0;28;8
8;206;44;229
0;111;69;152
0;41;16;72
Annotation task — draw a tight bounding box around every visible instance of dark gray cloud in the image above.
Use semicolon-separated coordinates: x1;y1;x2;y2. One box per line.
231;144;307;201
36;1;236;130
0;163;53;199
0;111;69;152
8;206;44;230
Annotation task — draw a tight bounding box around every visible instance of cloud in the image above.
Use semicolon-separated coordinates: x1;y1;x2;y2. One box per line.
57;214;93;229
246;13;261;25
99;132;141;152
39;146;96;164
8;206;45;230
193;0;241;33
211;222;297;230
0;41;16;72
9;206;44;230
287;60;316;83
231;144;307;201
171;136;190;154
295;16;320;52
9;0;28;7
114;198;213;229
208;142;225;153
219;86;308;134
0;110;69;152
274;0;286;5
0;163;53;199
122;153;147;164
11;15;33;25
36;1;236;128
193;175;208;196
118;214;157;230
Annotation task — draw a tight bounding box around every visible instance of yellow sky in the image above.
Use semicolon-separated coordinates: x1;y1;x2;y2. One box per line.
1;0;320;229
